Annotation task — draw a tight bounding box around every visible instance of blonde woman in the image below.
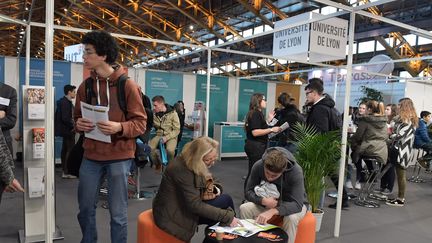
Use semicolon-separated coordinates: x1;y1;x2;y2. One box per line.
153;137;240;242
386;98;418;206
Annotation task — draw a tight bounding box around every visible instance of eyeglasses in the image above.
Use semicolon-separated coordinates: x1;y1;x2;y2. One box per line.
83;49;96;55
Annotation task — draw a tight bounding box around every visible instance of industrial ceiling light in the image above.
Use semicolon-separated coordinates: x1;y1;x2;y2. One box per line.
189;25;194;30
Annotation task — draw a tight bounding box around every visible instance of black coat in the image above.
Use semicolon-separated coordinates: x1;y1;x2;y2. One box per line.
55;96;74;137
306;95;336;133
274;104;305;142
0;83;17;152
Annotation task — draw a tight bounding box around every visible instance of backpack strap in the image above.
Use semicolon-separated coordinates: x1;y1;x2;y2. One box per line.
116;74;129;117
84;77;94;104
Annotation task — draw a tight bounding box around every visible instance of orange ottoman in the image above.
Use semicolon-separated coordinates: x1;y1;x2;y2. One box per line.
137;209;186;243
268;211;316;243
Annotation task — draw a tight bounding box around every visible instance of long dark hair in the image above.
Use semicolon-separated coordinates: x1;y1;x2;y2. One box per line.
386;104;397;123
245;93;265;129
277;92;291;108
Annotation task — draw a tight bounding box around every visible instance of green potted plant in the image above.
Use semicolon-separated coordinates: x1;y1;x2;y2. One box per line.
292;123;341;231
357;86;384;104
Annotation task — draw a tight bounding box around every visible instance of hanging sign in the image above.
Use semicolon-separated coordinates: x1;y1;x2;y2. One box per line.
273;12;348;62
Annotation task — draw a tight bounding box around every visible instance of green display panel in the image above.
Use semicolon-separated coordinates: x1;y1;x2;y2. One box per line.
145;70;183;106
195;75;228;137
221;126;246;153
238;79;268;121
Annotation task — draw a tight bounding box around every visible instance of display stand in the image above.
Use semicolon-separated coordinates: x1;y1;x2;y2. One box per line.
20;85;63;243
213;122;246;158
190;101;206;139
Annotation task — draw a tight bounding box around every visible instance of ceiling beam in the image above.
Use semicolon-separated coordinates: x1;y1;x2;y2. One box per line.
161;0;227;41
65;1;169;63
137;4;203;46
253;60;284;81
236;0;274;27
182;0;253;46
263;0;288;19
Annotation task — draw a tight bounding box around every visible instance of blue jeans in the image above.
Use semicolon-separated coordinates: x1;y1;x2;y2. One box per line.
77;158;132;243
199;194;235;225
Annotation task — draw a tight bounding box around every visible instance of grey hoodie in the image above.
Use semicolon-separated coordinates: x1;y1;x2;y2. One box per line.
245;147;307;216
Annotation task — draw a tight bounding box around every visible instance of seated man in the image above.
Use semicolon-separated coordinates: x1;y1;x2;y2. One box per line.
240;147;307;243
149;95;180;170
414;111;432;167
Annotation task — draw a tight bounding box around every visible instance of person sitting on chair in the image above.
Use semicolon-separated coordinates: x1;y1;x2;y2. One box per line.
153;137;240;242
240;147;307;243
350;100;388;189
414;111;432;168
149;95;180;171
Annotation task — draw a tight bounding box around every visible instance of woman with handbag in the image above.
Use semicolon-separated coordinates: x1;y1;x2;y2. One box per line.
386;98;418;207
152;137;241;242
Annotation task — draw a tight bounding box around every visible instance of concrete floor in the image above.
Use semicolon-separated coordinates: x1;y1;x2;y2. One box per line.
1;158;432;243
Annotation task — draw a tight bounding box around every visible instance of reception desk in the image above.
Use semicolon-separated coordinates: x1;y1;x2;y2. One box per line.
213;122;246;158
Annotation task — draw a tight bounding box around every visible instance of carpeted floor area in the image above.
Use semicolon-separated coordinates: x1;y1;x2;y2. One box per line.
1;158;432;243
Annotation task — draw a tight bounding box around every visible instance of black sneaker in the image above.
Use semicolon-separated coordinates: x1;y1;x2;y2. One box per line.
386;198;405;207
329;201;349;209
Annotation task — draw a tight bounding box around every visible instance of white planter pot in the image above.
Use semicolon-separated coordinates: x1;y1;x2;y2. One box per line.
312;210;324;232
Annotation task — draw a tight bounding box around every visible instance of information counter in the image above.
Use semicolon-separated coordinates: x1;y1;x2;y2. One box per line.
213;122;246;158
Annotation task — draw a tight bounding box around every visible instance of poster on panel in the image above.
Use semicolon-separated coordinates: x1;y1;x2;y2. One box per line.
238;79;268;121
145;70;183;106
195;75;229;137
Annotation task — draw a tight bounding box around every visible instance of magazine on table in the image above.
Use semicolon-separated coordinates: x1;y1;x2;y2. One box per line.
209;219;278;237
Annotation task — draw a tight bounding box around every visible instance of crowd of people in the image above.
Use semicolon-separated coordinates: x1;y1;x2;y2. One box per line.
1;29;431;243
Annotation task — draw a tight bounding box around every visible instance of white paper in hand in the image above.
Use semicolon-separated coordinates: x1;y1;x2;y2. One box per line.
80;102;111;143
268;122;289;139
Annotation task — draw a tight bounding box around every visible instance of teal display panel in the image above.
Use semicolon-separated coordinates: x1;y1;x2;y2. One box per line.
195;75;229;137
238;79;268;121
221;126;246;153
145;70;183;106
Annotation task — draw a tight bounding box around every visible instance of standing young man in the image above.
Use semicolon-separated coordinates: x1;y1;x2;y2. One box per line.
239;147;307;243
74;30;146;243
304;79;348;209
55;84;76;179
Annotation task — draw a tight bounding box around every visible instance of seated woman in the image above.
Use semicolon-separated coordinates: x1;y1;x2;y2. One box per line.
350;100;388;187
152;136;240;242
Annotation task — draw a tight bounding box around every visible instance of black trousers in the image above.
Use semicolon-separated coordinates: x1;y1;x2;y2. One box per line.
61;135;76;174
244;140;267;192
199;194;235;225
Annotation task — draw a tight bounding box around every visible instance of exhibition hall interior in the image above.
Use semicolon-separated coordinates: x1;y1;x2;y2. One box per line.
1;0;432;243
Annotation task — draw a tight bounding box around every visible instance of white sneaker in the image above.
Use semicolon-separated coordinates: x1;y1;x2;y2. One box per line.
354;181;361;190
345;180;353;189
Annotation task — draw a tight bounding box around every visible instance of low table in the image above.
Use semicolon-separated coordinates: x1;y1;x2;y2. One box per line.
203;227;288;243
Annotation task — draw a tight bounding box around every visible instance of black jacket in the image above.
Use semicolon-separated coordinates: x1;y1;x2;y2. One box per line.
306;95;335;133
0;83;17;153
274;104;305;142
55;96;74;137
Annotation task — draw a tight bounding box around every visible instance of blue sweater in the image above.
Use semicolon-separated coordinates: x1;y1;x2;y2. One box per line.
414;119;431;147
